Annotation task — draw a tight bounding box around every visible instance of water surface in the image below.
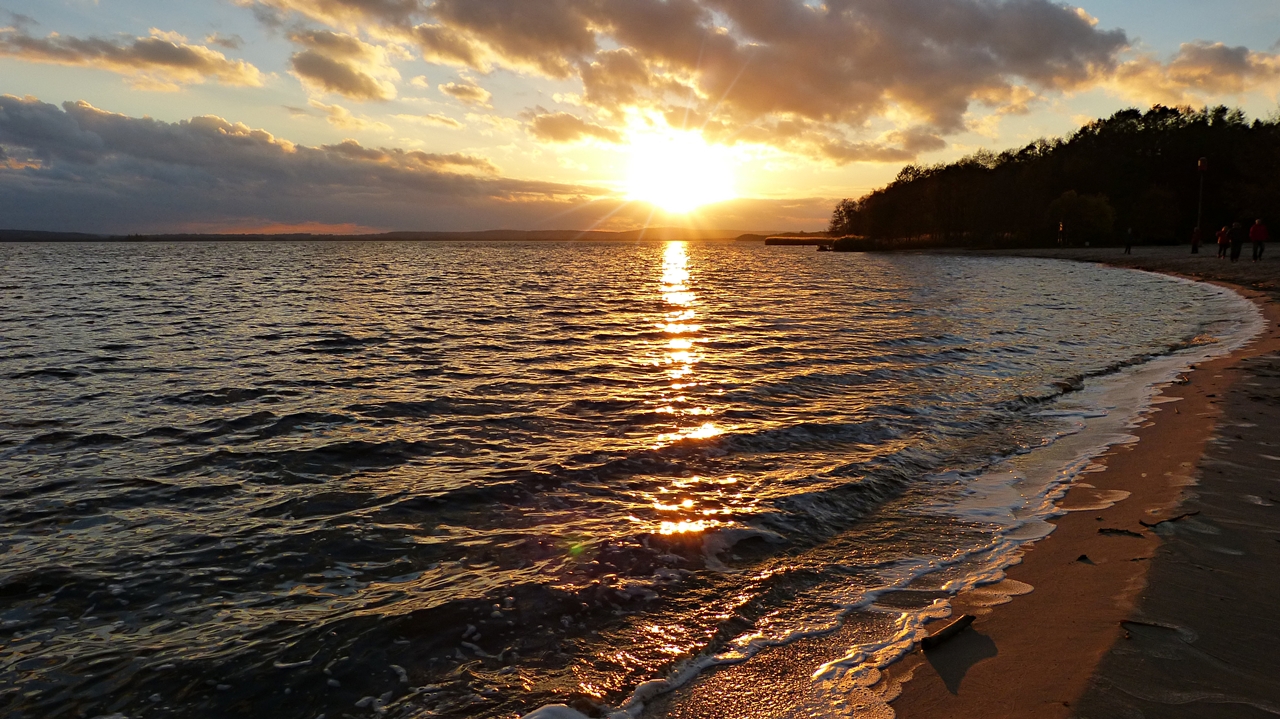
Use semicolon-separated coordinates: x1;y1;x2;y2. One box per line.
0;241;1251;718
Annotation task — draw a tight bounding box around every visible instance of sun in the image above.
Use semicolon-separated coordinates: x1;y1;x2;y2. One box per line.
625;129;737;214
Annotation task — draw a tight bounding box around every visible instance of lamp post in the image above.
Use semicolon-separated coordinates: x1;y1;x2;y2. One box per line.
1195;157;1208;254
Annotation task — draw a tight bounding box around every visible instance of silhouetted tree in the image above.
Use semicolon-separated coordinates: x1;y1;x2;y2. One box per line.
829;105;1280;247
1046;191;1115;244
1131;186;1180;241
828;198;861;235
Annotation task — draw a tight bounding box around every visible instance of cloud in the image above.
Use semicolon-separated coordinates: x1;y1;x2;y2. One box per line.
289;30;402;100
204;32;245;50
308;99;393;130
429;0;598;78
0;26;264;88
439;80;492;107
465;112;522;135
453;0;1122;130
0;94;609;233
579;48;689;117
692;113;915;164
409;22;487;68
235;0;1140;163
394;112;464;128
609;0;1125;134
885;127;947;154
321;136;500;173
1112;41;1280;104
234;0;1280;163
525;110;623;143
237;0;422;30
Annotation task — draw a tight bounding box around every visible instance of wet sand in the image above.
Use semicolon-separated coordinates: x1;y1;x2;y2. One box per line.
645;246;1280;718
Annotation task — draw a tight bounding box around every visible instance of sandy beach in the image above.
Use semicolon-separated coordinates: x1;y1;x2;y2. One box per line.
645;246;1280;718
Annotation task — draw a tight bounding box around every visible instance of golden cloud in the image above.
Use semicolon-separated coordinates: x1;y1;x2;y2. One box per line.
525;110;623;143
439;80;492;107
1112;42;1280;104
308;99;393;130
0;26;264;88
289;30;401;101
229;1;1276;164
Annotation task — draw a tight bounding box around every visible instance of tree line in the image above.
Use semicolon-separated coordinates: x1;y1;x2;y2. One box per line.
828;105;1280;247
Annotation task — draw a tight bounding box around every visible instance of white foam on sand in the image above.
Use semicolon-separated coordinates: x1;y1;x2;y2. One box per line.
518;274;1264;719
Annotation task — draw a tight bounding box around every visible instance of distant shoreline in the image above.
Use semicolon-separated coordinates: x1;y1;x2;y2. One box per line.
0;228;777;243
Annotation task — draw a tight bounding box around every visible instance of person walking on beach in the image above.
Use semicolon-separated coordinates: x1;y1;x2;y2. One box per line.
1191;226;1201;254
1217;225;1230;258
1251;219;1269;261
1229;221;1246;262
1124;227;1133;254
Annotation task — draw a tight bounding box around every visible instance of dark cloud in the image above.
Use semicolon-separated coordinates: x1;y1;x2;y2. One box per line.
236;0;1280;163
410;23;486;67
646;0;1125;131
0;27;264;88
292;49;390;98
2;11;37;29
1164;41;1279;93
289;30;399;100
0;94;609;233
886;127;948;154
322;137;499;172
430;0;597;77
0;95;108;164
237;0;1138;161
204;33;245;50
247;4;289;31
525;110;623;143
416;0;1124;131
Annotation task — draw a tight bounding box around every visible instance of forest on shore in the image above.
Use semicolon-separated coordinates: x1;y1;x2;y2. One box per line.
828;105;1280;248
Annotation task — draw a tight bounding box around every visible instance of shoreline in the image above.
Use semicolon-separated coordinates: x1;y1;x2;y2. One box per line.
886;276;1280;718
640;248;1280;718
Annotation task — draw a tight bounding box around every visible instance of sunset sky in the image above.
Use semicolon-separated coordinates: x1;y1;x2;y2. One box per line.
1;0;1277;234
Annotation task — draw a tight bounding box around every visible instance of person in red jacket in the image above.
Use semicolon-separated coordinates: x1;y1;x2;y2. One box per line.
1217;225;1230;258
1251;219;1270;261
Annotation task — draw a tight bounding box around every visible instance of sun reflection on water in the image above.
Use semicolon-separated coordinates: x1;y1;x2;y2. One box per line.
658;520;711;535
653;242;722;445
641;242;740;538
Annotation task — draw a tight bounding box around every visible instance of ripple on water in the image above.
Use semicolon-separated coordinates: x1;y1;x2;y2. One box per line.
0;241;1254;718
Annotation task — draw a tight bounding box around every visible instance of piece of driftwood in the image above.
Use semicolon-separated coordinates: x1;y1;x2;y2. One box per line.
921;614;976;651
1138;511;1200;528
1098;527;1145;538
1120;619;1169;629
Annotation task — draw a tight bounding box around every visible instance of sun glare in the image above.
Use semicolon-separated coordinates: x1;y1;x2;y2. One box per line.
625;130;736;214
